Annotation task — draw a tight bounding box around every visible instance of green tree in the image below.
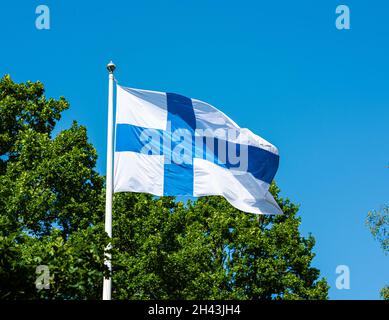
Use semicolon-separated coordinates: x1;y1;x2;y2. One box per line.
111;185;328;299
0;75;328;299
366;207;389;300
0;75;107;299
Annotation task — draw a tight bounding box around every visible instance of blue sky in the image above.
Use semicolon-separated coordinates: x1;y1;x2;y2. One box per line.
1;0;388;299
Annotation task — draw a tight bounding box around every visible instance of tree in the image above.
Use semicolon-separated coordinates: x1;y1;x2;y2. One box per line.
366;207;389;300
0;75;107;299
0;75;329;299
111;185;328;299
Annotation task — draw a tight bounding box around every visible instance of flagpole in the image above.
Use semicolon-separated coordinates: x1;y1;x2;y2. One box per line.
103;61;116;300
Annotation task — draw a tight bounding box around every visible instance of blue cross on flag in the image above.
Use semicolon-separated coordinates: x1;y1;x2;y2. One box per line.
114;84;282;215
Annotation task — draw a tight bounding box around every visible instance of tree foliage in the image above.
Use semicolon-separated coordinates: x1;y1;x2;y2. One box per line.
112;189;328;299
0;75;106;299
0;75;328;300
367;207;389;300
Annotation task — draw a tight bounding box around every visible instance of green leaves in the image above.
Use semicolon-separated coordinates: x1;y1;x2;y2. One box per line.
367;207;389;254
0;76;106;299
111;192;328;300
366;207;389;299
381;286;389;300
0;75;68;173
1;122;104;237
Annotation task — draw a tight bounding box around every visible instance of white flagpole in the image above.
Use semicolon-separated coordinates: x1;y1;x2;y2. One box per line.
103;61;116;300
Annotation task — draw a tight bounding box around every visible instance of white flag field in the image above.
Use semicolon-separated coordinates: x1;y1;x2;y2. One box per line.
113;84;282;215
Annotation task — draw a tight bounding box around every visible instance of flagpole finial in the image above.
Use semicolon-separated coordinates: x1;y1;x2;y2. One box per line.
107;61;116;73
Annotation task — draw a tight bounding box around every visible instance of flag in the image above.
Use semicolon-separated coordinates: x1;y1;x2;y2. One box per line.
114;84;282;215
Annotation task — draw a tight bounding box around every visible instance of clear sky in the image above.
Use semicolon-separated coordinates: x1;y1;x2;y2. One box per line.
1;0;388;299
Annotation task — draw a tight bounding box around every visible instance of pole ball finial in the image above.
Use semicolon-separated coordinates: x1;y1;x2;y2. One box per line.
107;61;116;73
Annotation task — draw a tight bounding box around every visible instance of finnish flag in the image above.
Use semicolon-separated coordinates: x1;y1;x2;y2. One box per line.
114;85;282;215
